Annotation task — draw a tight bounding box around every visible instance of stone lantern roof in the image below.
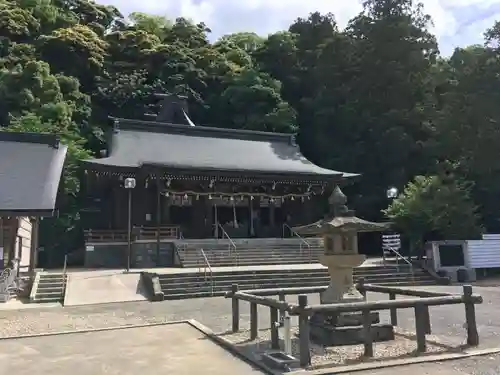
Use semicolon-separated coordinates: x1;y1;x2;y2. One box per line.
293;185;391;235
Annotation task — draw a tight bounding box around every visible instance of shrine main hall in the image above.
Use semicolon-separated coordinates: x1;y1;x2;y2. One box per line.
79;94;357;267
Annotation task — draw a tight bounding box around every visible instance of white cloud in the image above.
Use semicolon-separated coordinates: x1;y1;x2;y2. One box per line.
101;0;500;55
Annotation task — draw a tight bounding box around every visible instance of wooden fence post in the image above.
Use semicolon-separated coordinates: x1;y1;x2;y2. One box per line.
414;304;427;352
270;306;279;349
298;294;310;367
357;278;366;298
389;292;398;326
463;285;479;346
279;291;286;327
250;302;258;340
362;309;373;357
231;284;239;333
423;305;431;334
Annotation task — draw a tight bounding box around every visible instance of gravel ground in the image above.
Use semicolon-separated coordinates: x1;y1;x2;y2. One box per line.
0;285;498;346
0;285;499;374
220;327;453;369
344;354;500;375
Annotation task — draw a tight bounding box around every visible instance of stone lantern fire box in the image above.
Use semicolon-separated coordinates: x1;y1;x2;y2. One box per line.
293;186;395;346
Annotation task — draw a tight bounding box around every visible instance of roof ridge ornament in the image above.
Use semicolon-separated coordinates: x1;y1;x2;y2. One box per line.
144;93;196;126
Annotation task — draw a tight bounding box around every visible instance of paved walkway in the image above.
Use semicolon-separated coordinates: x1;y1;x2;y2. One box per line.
50;257;389;278
0;323;264;375
64;272;148;306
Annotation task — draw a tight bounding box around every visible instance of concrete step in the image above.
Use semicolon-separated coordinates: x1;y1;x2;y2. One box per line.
161;279;436;300
160;276;433;291
158;271;428;284
32;273;66;303
157;267;423;279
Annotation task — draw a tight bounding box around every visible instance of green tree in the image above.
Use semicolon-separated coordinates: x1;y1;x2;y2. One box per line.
384;174;482;252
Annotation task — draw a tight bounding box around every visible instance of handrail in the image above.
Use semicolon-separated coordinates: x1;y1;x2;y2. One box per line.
282;223;312;263
62;254;68;299
217;223;238;265
383;246;415;283
199;248;214;295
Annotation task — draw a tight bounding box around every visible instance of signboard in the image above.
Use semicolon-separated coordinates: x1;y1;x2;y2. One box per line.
85;245;95;252
382;234;401;255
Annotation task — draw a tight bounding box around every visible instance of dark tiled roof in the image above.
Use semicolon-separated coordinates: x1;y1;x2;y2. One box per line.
83;118;358;180
0;132;67;216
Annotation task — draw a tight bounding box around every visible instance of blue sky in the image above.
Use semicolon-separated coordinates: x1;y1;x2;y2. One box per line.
102;0;500;56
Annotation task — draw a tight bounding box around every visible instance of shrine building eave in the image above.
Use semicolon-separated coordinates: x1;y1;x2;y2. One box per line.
0;131;67;216
81;118;359;182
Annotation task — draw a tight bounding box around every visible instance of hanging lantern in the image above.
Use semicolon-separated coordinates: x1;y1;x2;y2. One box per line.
291;196;295;201
165;192;169;197
196;195;200;200
230;196;234;201
208;194;212;200
301;196;305;202
184;194;188;199
250;196;254;200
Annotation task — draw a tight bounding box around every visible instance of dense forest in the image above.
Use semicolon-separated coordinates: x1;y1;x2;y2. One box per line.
1;0;500;255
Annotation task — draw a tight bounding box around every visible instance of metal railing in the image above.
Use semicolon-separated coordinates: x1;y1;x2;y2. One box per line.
282;223;312;263
199;248;214;295
216;223;238;265
383;246;415;283
84;226;180;242
62;254;68;299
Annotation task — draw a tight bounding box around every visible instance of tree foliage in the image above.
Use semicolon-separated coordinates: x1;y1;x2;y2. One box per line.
384;174;482;250
1;0;500;256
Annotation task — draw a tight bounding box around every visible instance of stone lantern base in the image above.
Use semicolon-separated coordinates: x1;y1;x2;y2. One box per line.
309;254;395;346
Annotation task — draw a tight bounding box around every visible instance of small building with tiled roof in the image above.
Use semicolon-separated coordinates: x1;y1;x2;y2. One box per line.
0;131;67;271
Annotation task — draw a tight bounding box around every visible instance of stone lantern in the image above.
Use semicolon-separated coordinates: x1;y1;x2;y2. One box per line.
293;185;394;345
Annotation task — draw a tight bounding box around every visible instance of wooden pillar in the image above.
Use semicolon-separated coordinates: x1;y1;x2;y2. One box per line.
250;302;258;339
192;196;206;238
269;202;276;236
231;284;239;332
415;304;427;352
298;295;310;367
0;217;4;268
303;198;313;224
389;292;398;326
270;307;279;349
463;285;479;346
156;178;161;259
205;197;213;237
362;309;374;357
29;217;40;272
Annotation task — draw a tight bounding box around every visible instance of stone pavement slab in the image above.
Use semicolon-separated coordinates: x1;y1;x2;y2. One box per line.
0;323;264;375
64;272;148;306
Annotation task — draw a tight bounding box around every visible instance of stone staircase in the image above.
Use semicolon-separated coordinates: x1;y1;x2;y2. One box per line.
157;265;436;300
30;272;67;303
176;238;324;267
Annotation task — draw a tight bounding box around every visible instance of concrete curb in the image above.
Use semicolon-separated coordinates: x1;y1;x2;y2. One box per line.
0;320;185;341
191;324;500;375
187;320;279;375
292;347;500;374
